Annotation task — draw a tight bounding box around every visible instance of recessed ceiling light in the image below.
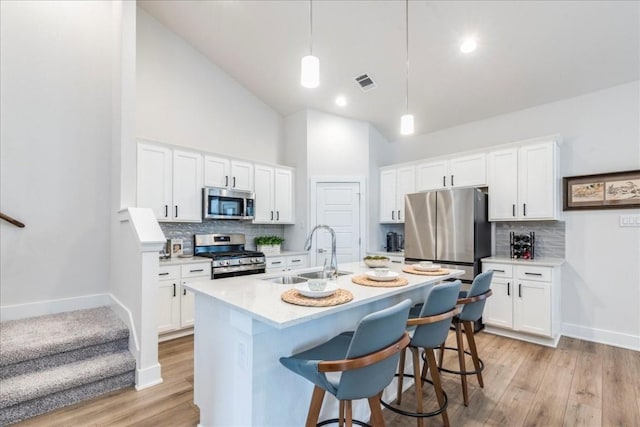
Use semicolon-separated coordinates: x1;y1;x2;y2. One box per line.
335;96;347;107
460;37;477;54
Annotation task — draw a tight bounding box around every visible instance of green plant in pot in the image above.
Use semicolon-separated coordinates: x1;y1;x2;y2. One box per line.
254;236;285;255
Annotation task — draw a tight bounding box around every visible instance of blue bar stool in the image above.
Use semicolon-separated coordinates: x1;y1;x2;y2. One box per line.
437;270;493;406
279;299;412;427
381;280;461;427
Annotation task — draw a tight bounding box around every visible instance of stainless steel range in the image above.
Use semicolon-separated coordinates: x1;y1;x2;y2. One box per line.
194;233;266;279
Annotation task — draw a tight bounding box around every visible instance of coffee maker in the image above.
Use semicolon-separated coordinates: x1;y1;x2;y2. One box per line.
386;232;399;252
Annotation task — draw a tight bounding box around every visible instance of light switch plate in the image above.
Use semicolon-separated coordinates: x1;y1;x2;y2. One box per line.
619;214;640;227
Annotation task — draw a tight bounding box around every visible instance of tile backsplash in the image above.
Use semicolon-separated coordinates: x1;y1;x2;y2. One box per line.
495;221;565;259
160;221;285;254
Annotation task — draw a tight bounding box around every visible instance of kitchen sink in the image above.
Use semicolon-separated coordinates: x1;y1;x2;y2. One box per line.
296;270;352;279
266;276;308;285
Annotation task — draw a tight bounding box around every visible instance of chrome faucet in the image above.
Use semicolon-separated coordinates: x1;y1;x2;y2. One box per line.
304;224;338;279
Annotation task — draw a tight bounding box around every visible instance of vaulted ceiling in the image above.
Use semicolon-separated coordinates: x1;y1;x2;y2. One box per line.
139;0;640;141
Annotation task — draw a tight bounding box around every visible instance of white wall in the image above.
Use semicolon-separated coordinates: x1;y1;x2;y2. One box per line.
136;8;284;164
0;1;114;310
367;125;393;253
283;110;308;251
388;82;640;349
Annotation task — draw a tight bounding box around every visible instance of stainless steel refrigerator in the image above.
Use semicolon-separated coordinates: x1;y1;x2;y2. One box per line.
404;188;491;284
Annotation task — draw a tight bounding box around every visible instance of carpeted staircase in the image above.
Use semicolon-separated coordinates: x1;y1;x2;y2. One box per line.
0;307;136;425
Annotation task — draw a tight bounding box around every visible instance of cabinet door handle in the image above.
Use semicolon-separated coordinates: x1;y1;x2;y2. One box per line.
397;210;401;220
225;176;229;187
165;205;168;218
270;211;274;220
276;211;280;221
233;176;236;188
175;206;178;218
272;261;282;265
190;269;204;273
507;282;510;296
291;259;301;263
173;283;176;297
524;272;543;276
183;289;186;296
512;204;516;217
518;283;522;298
159;272;169;276
492;269;505;273
451;175;454;186
443;176;446;187
392;210;395;220
523;203;527;216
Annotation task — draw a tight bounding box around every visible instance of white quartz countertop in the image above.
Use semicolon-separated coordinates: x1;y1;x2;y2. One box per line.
159;256;212;266
482;257;565;267
184;261;463;329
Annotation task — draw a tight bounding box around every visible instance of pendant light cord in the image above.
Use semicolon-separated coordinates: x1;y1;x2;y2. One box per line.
405;0;409;113
309;0;313;55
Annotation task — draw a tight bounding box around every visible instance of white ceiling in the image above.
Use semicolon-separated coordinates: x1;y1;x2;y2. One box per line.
138;0;640;141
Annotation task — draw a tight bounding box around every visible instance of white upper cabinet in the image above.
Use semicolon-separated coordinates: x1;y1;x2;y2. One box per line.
416;153;486;191
380;166;415;223
253;165;294;224
204;155;253;191
488;140;558;221
137;143;202;222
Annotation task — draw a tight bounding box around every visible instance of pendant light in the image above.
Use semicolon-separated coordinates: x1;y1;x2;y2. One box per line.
400;0;414;135
301;0;319;88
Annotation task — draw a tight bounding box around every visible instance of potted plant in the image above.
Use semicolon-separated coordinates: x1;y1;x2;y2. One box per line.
254;236;285;255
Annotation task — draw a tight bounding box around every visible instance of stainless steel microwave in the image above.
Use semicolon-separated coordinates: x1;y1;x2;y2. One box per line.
202;187;255;220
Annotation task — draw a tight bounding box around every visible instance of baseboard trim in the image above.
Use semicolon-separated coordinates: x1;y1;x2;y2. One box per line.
0;294;110;321
483;326;561;348
135;363;163;390
562;322;640;351
108;294;140;360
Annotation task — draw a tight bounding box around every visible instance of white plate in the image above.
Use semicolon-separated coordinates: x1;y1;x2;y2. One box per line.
365;271;400;282
295;282;338;298
413;264;441;272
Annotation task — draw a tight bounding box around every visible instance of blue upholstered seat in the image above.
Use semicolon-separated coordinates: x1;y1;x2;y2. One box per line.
279;299;412;426
386;281;461;427
438;270;494;407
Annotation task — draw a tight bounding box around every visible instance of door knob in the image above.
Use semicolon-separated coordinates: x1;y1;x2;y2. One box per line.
317;248;326;253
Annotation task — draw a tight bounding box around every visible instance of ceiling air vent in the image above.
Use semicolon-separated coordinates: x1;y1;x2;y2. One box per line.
354;74;377;92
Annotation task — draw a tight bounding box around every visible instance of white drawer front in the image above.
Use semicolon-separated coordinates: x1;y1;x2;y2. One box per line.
482;263;513;278
158;265;180;281
181;262;211;278
266;257;286;269
516;265;551;282
286;255;308;268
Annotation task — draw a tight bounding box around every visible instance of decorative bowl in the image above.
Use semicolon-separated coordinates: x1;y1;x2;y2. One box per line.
363;256;390;268
307;278;328;291
365;270;400;282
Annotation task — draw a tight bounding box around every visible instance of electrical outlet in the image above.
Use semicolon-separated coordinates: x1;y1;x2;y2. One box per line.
619;214;640;227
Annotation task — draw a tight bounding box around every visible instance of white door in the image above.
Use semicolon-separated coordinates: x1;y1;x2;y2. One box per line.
230;160;254;191
482;278;514;329
416;160;449;191
514;280;551;337
449;153;487;188
488;147;519;221
137;143;172;220
518;142;556;220
395;166;415;223
203;155;230;188
274;168;294;223
314;182;361;268
172;150;203;222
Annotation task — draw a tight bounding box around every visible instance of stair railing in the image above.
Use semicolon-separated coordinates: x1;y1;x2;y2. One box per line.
0;212;25;228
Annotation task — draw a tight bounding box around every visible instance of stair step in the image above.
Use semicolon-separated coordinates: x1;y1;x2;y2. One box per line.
0;371;134;426
1;337;129;380
0;350;136;410
0;307;129;367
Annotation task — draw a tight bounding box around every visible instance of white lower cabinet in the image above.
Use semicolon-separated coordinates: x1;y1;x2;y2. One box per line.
157;262;210;337
482;261;560;346
265;254;309;273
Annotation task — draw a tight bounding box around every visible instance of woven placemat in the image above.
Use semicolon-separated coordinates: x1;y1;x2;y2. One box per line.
281;288;353;307
351;275;409;287
402;266;450;276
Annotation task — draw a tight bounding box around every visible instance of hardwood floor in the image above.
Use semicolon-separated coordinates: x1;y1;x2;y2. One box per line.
15;332;639;426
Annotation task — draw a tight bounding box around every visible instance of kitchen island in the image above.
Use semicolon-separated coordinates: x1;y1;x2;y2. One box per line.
184;261;463;427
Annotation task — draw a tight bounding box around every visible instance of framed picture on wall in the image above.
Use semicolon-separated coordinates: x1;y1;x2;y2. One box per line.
563;170;640;210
